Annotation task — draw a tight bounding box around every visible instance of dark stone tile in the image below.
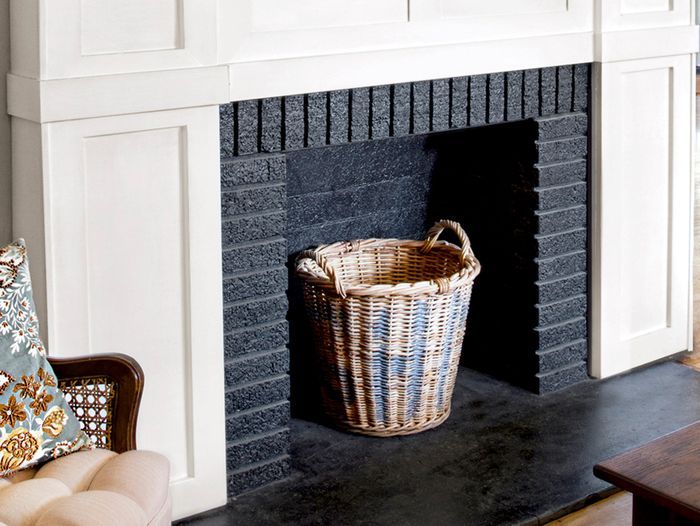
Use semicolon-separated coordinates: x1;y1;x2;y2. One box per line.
221;184;286;217
227;430;291;472
535;318;587;349
537;136;587;164
226;350;290;386
371;85;391;140
556;65;573;114
224;295;288;332
431;79;450;132
329;90;350;145
488;72;505;124
392;83;412;137
220;104;235;159
227;402;291;441
261;98;282;152
536;361;589;393
306;92;327;148
536;159;587;187
506;70;523;121
350;88;370;142
536;251;586;281
225;375;290;413
536;229;586;259
221;211;287;247
221;155;286;189
412;81;431;134
536;182;586;210
523;69;540;118
469;74;487;126
536;295;587;326
573;64;589;112
540;67;557;116
222;239;287;275
535;113;587;140
537;272;586;304
537;340;587;372
224;320;289;360
228;456;292;496
450;77;468;129
284;96;305;151
223;267;287;304
237;100;259;155
536;206;586;235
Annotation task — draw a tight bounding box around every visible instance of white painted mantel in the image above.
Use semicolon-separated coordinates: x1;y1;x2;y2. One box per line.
6;0;699;519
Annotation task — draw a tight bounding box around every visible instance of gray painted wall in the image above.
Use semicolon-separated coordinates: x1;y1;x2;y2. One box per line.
0;0;11;245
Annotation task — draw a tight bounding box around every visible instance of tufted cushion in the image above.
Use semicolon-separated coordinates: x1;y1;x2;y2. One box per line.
0;449;170;526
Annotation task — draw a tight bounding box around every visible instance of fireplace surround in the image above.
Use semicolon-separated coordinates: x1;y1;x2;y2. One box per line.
221;64;590;496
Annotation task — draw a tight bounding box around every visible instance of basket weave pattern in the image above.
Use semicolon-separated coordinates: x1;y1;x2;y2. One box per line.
296;220;480;436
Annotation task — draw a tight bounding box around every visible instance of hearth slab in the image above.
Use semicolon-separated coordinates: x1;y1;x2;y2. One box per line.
177;360;700;526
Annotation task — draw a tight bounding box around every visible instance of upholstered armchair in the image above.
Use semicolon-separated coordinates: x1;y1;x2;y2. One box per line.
0;353;171;526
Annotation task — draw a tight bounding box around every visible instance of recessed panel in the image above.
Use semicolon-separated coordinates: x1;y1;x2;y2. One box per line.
438;0;568;18
81;0;182;55
250;0;407;32
620;0;672;14
618;67;671;340
82;127;191;481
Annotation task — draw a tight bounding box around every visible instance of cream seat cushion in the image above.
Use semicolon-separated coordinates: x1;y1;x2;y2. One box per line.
0;449;171;526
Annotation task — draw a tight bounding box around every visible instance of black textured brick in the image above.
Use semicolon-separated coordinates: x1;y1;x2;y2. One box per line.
536;182;586;210
228;456;291;496
306;92;327;148
536;318;587;350
450;77;468;129
469;75;487;126
221;211;286;247
237;100;259;155
573;64;589;112
260;98;282;153
540;67;557;116
220;104;235;159
224;321;289;359
350;88;370;142
392;83;411;137
537;272;586;304
537;340;587;373
506;70;523;121
536;361;588;394
537;228;586;259
223;267;287;304
524;69;540;119
222;239;287;275
329;90;350;145
226;402;291;441
221;155;286;189
536;159;587;186
557;66;573;114
536;251;586;281
537;136;587;164
536;295;587;326
224;295;288;332
284;96;305;151
227;429;290;472
488;73;505;124
431;79;450;132
536;206;586;235
536;113;587;140
371;85;391;140
412;81;431;134
221;184;286;217
226;349;289;386
225;375;290;413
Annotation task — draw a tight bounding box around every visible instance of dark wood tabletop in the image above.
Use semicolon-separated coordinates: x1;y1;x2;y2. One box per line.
594;421;700;525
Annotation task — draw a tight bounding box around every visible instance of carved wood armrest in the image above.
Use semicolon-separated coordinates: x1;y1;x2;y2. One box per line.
48;353;144;453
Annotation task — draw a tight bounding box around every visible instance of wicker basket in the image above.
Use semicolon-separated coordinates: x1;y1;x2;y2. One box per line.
295;219;481;437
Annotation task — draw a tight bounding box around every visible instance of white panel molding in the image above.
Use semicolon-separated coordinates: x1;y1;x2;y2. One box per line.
590;54;694;378
37;107;227;519
600;0;692;30
596;25;700;62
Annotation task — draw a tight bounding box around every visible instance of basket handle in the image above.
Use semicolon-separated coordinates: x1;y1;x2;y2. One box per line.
298;249;348;298
421;219;477;269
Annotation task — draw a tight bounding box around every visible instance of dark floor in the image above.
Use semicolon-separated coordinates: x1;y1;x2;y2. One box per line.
179;361;700;526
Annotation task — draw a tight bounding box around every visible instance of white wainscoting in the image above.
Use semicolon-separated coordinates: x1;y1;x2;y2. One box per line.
591;54;694;378
12;107;228;519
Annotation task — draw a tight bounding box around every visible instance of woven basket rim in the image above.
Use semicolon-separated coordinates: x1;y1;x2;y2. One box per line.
295;237;480;297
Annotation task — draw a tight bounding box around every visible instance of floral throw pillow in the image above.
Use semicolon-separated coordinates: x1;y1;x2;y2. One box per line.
0;239;91;476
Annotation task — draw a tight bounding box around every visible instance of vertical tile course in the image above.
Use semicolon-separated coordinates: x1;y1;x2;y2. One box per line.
284;96;305;151
431;79;450;132
350;88;370;142
371;85;391;140
412;81;431;134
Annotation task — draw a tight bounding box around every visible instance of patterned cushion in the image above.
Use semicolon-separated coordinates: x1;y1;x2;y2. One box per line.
0;240;91;477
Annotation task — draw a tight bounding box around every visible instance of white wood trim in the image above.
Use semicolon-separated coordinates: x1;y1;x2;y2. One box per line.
596;25;700;62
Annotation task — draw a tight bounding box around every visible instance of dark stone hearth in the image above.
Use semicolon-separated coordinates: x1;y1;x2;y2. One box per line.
218;65;591;498
178;362;700;526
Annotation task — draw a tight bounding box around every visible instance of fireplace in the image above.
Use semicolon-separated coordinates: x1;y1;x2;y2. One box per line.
220;64;590;496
